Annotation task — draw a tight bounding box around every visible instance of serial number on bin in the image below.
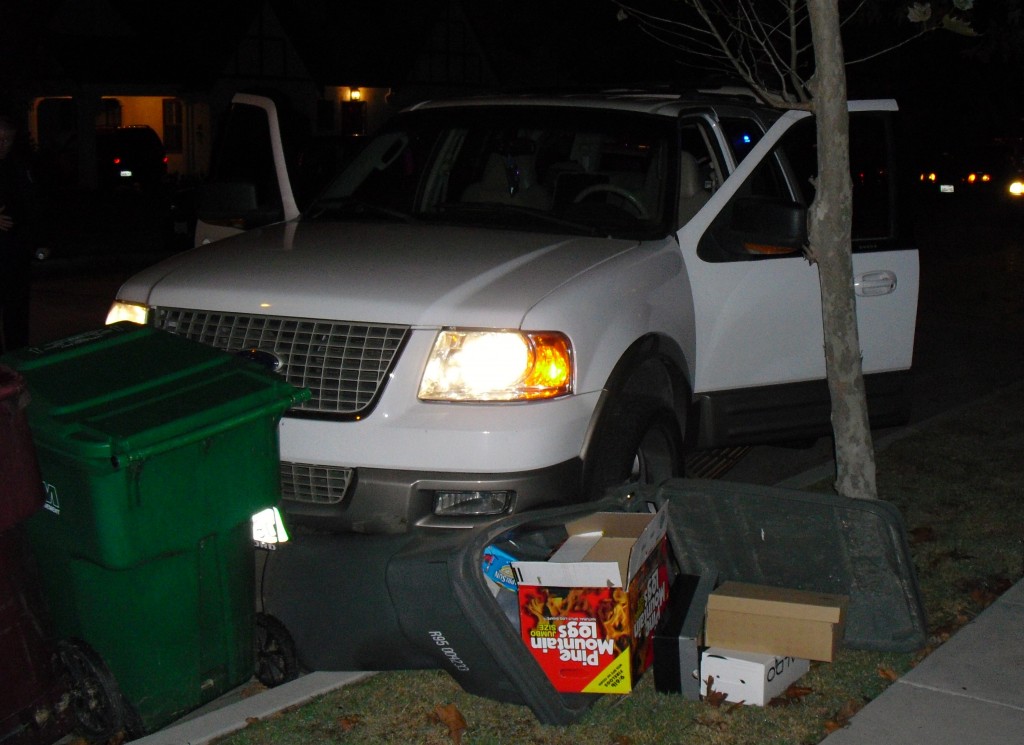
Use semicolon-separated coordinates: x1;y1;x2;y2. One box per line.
428;630;470;672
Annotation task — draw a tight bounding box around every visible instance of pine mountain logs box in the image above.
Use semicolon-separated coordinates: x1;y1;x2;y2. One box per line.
512;506;670;693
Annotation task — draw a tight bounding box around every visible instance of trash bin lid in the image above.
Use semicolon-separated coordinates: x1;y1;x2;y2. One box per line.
3;323;308;461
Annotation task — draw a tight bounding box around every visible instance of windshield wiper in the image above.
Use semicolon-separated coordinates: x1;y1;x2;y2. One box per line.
307;198;414;223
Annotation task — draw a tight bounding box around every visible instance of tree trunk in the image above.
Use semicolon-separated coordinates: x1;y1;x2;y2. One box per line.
806;0;878;499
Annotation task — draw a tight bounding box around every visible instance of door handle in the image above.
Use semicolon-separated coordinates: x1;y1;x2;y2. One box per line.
855;270;897;297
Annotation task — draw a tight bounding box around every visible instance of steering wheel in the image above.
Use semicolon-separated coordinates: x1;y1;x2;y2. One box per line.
573;184;649;219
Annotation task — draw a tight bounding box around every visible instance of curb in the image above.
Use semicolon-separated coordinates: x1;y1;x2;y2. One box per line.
128;672;375;745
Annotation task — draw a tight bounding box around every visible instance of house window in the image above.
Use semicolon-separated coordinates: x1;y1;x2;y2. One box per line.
163;99;183;153
98;99;122;127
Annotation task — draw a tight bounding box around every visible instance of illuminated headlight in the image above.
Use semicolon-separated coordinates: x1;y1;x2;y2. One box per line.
1009;180;1024;197
418;330;572;401
433;490;514;516
106;301;149;325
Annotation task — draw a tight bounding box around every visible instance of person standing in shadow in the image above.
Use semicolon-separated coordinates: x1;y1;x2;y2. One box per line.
0;113;38;352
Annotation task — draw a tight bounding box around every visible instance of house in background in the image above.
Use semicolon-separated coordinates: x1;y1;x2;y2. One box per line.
3;0;675;192
7;0;500;190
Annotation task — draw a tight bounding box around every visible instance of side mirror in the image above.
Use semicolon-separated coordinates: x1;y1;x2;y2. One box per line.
698;196;808;262
730;197;807;256
195;182;260;228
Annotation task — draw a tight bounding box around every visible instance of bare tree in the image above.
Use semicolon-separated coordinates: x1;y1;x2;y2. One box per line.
613;0;979;499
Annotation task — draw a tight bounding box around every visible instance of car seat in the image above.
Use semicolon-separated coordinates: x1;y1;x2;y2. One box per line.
678;151;711;226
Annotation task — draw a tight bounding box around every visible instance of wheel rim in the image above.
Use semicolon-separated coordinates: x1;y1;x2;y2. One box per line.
254;614;298;687
255;631;289;687
59;641;124;740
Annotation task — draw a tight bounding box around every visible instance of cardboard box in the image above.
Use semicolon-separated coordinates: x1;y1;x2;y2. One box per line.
700;647;810;706
653;571;718;699
705;582;848;662
512;506;670;694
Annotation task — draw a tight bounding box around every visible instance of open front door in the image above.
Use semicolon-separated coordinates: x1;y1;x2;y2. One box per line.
683;102;919;445
193;93;299;247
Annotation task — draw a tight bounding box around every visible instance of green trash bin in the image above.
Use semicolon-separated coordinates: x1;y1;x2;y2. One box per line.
2;323;308;738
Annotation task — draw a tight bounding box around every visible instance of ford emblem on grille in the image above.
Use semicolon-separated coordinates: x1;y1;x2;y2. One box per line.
236;348;283;372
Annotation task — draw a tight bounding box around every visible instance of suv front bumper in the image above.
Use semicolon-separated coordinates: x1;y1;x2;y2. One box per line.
281;458;583;534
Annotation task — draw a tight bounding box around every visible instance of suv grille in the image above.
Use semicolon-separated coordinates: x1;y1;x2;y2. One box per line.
280;461;352;505
152;309;408;415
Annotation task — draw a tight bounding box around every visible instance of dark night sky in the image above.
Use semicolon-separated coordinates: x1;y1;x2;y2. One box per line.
1;0;1019;148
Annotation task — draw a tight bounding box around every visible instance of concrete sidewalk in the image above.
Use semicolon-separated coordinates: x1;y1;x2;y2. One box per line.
821;578;1024;745
127;672;375;745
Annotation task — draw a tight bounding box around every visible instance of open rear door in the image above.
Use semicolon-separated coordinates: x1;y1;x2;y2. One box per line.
193;93;299;246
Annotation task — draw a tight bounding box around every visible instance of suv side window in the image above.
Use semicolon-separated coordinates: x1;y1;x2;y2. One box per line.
698;111;898;262
779;114;896;248
718;117;766;165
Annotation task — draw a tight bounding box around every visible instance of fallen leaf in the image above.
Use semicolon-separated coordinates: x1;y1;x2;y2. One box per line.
824;698;864;732
431;703;468;744
702;675;728;707
336;715;361;732
240;682;267;698
823;719;847;734
769;684;814;706
611;736;634;745
966;576;1014;609
837;698;865;719
877;666;899;682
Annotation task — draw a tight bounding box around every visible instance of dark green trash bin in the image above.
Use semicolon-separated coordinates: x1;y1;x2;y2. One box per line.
2;323;307;738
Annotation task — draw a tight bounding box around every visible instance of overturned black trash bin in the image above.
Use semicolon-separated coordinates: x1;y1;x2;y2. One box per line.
262;497;635;725
262;478;927;724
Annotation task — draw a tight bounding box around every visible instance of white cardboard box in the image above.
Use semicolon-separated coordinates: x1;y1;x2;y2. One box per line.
700;647;810;706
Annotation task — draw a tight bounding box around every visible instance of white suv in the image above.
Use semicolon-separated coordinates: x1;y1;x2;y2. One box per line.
107;91;918;533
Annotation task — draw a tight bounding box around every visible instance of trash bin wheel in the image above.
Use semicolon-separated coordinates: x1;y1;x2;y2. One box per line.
254;612;299;687
58;638;126;742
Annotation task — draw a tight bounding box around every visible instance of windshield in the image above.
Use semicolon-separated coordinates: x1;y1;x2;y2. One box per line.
306;106;678;238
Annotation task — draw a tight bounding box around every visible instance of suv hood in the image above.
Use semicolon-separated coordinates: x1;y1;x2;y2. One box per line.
123;221;641;327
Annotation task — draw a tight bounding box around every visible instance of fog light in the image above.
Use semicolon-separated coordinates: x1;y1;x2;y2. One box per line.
433;490;514;516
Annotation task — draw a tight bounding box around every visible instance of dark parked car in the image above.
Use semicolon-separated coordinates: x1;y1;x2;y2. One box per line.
95;126;167;191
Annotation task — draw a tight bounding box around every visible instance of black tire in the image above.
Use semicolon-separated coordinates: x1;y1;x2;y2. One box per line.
254;612;299;687
57;638;127;742
583;395;684;500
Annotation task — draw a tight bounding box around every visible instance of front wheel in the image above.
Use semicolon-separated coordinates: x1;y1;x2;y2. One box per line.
582;398;684;500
